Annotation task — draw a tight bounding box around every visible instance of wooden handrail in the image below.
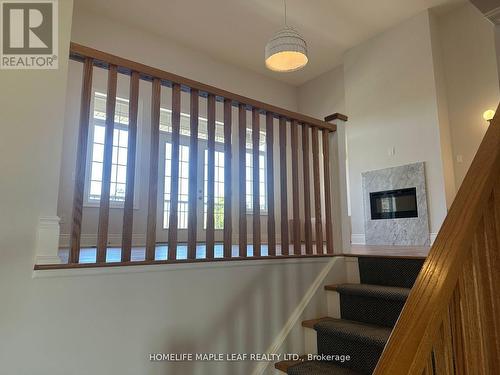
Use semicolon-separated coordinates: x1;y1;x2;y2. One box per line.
59;44;349;269
374;105;500;374
69;42;336;131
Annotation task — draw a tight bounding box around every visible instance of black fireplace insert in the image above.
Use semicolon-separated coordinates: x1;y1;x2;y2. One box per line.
369;187;418;220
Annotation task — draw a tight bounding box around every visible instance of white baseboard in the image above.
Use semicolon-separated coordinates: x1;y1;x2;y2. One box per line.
351;233;366;245
35;216;61;264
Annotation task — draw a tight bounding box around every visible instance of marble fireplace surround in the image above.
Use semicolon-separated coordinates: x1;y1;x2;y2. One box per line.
362;162;430;246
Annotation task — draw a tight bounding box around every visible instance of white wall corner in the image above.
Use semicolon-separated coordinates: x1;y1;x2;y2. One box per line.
351;233;366;245
430;232;438;244
35;216;62;265
328;117;351;254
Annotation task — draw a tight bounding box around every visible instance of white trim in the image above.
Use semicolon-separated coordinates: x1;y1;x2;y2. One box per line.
32;256;334;279
430;232;438;244
251;257;345;375
351;233;366;245
35;216;61;265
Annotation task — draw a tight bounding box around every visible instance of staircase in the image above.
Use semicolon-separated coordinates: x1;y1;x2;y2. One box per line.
275;256;424;374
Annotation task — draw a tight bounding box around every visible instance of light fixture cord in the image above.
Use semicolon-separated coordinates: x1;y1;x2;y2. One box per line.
283;0;287;26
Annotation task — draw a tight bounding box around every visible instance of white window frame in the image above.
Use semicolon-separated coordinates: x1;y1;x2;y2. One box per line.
83;92;142;209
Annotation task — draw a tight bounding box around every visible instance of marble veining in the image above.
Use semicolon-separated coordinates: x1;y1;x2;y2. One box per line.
362;162;430;246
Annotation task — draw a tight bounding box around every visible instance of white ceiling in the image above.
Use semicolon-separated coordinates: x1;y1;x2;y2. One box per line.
74;0;463;86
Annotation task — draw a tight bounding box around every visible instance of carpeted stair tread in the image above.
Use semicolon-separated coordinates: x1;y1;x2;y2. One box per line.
302;317;336;329
314;318;391;347
326;283;410;302
286;360;362;375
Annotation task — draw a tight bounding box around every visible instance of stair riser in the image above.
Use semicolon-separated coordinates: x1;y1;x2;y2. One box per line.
304;327;317;354
358;257;424;288
316;334;384;375
326;291;341;319
340;294;405;327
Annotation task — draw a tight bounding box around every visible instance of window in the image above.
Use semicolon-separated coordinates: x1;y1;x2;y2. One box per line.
203;150;225;229
163;143;190;229
87;93;131;204
245;128;267;212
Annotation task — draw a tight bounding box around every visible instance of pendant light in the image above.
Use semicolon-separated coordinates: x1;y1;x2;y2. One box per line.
265;0;308;72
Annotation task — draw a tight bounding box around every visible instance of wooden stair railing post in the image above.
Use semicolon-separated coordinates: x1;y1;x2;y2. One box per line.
145;78;161;261
238;104;247;257
322;129;334;254
206;94;216;259
324;113;350;254
121;71;140;262
252;108;261;257
187;89;199;259
69;57;94;264
311;127;323;254
279;117;289;256
96;64;118;263
266;112;276;256
223;98;232;258
302;124;313;255
168;83;181;260
291;120;301;255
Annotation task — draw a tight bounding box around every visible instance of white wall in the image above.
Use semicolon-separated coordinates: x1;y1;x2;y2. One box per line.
71;7;298;111
0;4;342;375
436;3;500;186
298;65;346;119
343;11;449;239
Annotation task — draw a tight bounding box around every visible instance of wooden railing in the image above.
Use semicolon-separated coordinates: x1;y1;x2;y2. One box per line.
46;43;348;269
374;105;500;374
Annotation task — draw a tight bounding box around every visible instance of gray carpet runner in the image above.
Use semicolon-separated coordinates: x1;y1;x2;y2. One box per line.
287;257;424;375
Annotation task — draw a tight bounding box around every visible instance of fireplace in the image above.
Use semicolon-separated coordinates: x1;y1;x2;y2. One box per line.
369;188;418;220
362;162;429;245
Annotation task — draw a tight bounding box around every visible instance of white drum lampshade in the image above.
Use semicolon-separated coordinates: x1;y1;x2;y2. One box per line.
265;26;308;72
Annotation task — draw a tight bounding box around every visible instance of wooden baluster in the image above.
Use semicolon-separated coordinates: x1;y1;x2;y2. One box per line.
474;216;500;372
266;112;276;256
322;130;334;254
433;315;454;374
458;255;485;374
252;108;261;257
96;65;118;263
145;78;161;261
238;104;247;257
422;354;434;375
187;89;199;259
302;124;313;254
206;94;216;258
311;127;323;254
168;83;181;260
69;57;94;264
291;120;301;255
488;182;500;360
121;71;140;262
450;288;466;374
223;98;232;258
279;117;289;256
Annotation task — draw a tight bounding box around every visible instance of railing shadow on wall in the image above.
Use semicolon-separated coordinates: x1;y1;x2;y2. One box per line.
35;43;349;271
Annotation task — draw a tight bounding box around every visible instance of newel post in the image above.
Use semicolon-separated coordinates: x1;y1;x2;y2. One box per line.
325;113;350;254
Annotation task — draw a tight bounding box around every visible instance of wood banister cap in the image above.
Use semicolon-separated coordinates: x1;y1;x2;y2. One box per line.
324;113;348;122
